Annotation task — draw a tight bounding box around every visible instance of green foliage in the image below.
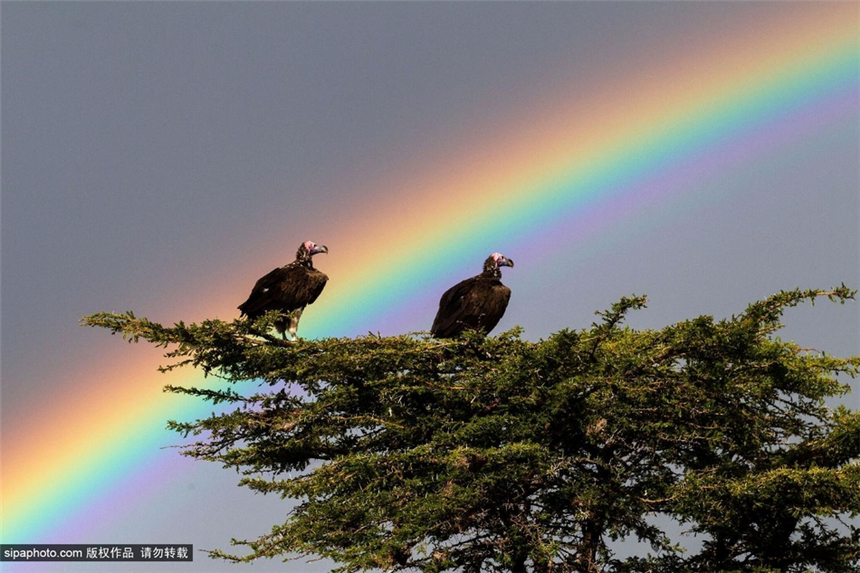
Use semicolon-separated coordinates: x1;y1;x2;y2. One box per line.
82;287;860;572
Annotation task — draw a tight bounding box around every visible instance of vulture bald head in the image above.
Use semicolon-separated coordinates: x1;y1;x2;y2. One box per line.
483;252;514;276
430;252;514;339
238;240;329;340
295;240;329;265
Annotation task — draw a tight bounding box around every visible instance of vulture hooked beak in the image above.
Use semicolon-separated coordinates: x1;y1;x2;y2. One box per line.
498;256;514;268
311;244;329;256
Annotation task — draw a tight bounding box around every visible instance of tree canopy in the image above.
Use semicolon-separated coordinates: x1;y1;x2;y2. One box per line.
82;287;860;572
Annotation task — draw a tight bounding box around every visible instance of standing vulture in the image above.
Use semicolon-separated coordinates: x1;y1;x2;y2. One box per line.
431;252;514;338
238;240;328;340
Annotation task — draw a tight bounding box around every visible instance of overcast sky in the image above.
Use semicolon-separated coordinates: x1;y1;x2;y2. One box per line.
2;2;858;572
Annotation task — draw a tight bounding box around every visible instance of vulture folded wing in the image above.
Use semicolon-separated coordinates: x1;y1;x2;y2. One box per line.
431;278;512;338
431;278;478;338
267;265;327;310
476;283;511;334
294;268;329;306
238;267;287;318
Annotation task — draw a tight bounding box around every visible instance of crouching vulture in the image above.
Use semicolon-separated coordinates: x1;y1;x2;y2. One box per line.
431;252;514;338
238;240;328;340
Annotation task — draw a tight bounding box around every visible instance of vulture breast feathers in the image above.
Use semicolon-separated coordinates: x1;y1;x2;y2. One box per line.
238;240;328;339
431;253;514;338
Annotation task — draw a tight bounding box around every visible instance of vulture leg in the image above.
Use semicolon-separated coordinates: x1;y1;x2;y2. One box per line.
287;308;304;341
274;318;288;340
271;310;302;341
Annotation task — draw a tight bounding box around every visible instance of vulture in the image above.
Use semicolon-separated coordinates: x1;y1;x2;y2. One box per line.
430;252;514;338
238;240;328;340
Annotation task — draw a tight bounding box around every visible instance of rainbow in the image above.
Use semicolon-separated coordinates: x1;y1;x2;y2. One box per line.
2;3;857;565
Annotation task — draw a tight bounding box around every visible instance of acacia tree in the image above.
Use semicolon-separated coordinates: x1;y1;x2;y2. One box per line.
82;287;860;572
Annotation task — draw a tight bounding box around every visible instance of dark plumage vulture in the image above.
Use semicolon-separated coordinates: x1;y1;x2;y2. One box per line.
431;252;514;338
238;240;329;340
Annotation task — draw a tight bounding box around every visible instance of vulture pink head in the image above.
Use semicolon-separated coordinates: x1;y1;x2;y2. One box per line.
491;252;514;268
483;252;514;275
298;240;329;260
